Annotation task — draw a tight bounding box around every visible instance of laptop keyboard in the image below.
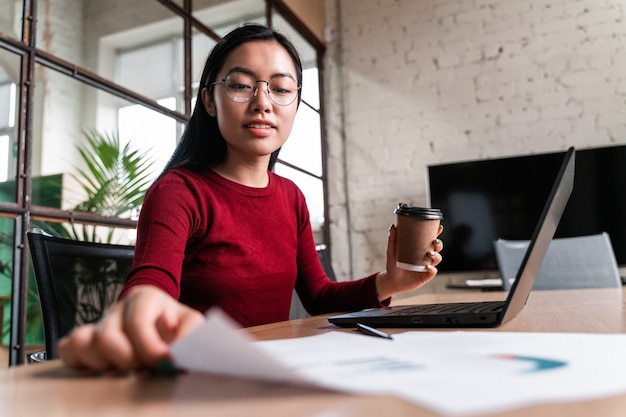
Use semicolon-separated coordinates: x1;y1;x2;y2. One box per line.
390;301;506;315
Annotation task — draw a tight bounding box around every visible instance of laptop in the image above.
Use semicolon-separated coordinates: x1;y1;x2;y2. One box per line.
329;146;575;328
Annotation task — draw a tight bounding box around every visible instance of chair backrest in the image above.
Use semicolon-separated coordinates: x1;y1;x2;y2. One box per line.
316;245;337;283
494;232;622;291
27;229;135;359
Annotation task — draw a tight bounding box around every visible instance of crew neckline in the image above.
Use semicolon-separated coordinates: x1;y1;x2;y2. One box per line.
204;168;274;197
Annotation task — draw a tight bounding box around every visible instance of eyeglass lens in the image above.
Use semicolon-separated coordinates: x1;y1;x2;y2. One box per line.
222;71;298;106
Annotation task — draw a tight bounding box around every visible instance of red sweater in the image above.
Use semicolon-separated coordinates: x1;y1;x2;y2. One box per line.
121;168;388;327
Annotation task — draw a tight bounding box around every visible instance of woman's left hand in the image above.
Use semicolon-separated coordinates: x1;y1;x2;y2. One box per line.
375;224;444;301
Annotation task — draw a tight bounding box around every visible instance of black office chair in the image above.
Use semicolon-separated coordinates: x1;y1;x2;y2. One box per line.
316;244;337;283
27;229;135;360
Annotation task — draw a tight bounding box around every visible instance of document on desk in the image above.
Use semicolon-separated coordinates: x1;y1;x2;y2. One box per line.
170;309;626;416
170;308;308;384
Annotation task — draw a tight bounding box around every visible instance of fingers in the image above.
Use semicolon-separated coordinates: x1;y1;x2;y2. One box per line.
166;306;206;342
387;223;443;269
126;291;204;368
429;233;443;268
122;289;177;368
434;224;444;248
433;223;444;254
57;285;205;373
423;264;438;282
428;249;443;268
386;224;397;269
58;324;111;372
58;300;140;372
97;302;143;370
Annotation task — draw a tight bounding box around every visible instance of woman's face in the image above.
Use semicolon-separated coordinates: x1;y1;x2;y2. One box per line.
202;40;299;165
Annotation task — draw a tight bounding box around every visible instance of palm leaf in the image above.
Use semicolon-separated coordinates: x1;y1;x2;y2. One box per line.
70;129;156;242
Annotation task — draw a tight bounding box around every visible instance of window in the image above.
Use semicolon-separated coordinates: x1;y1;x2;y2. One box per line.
0;135;9;182
0;53;18;199
118;98;178;181
0;0;326;366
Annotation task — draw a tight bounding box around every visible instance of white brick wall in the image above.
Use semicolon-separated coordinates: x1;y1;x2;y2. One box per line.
324;0;626;287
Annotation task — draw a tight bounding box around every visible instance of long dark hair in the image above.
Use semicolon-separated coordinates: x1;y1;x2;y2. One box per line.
161;23;303;176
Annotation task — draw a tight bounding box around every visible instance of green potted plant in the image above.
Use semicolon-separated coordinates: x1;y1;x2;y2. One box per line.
1;129;155;346
48;129;156;243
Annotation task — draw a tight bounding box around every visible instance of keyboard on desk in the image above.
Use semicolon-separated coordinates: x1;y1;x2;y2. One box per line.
328;299;508;327
389;301;506;315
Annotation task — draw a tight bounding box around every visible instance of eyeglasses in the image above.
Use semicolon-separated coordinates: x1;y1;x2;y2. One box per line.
210;71;300;106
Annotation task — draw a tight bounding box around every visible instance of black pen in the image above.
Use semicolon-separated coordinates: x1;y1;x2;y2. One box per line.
356;323;393;340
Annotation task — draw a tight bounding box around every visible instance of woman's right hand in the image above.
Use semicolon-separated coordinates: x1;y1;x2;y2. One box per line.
57;285;205;372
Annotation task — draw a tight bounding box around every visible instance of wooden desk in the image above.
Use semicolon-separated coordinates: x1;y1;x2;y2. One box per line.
1;288;625;417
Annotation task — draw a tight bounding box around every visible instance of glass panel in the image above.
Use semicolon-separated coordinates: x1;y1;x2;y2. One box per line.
0;218;37;348
281;105;322;176
273;163;325;237
0;217;14;345
117;39;181;99
0;0;22;40
301;67;320;110
32;64;178;219
40;0;182;99
192;1;266;103
270;13;318;109
0;48;19;203
194;0;266;30
191;30;218;88
118;97;178;181
31;220;138;246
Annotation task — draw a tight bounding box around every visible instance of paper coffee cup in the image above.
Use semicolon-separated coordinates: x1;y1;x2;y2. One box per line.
394;203;443;271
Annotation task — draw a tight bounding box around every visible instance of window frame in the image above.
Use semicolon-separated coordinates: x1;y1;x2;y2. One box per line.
0;0;327;366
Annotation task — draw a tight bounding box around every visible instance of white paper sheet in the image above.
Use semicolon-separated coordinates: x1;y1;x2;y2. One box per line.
170;309;626;416
170;308;308;384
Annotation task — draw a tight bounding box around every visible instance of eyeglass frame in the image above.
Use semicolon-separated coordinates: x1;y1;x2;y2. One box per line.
208;71;301;106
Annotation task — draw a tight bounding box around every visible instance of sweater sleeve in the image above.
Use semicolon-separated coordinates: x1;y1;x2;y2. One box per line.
119;172;200;300
292;191;391;315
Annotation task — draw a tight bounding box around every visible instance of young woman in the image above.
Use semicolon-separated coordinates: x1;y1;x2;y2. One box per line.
58;23;443;372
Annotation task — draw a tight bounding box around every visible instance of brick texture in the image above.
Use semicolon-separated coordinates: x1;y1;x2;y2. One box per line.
324;0;626;288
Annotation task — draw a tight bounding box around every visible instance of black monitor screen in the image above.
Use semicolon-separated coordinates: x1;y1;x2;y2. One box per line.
428;145;626;272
